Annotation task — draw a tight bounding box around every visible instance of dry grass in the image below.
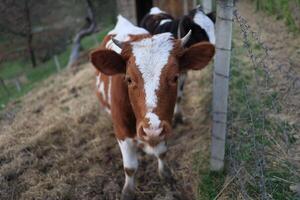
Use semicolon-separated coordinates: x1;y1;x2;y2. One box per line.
0;58;213;199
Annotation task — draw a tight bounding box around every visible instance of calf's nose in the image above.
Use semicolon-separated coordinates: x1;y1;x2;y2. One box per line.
137;120;171;140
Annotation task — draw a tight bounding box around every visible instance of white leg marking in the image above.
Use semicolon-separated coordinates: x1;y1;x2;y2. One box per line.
108;77;112;104
158;157;164;172
118;139;138;190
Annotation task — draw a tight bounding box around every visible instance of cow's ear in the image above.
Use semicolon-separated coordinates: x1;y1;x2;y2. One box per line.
90;49;126;75
179;42;215;71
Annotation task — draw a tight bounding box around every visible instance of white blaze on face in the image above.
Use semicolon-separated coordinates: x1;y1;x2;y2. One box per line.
131;33;174;128
144;112;163;136
146;112;161;129
193;10;215;44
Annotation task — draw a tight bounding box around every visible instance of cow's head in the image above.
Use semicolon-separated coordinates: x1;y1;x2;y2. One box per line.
178;16;210;47
90;32;214;145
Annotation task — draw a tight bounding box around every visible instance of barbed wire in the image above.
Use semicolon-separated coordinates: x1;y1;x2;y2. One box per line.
225;7;300;199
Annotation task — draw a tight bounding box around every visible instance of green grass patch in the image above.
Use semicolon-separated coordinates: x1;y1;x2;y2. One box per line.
198;171;226;200
266;168;299;200
195;151;226;200
253;0;300;32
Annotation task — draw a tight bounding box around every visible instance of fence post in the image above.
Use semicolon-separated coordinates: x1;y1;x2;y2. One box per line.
202;0;213;13
14;77;21;92
183;0;189;14
210;0;234;171
54;55;61;72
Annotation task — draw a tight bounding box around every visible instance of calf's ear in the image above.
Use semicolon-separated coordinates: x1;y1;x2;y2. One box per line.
179;42;215;71
90;49;126;75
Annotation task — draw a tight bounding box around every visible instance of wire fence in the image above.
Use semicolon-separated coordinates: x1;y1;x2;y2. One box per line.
223;6;300;199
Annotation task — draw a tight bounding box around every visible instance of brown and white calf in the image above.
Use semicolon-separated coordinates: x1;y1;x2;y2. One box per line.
90;15;215;200
140;6;216;124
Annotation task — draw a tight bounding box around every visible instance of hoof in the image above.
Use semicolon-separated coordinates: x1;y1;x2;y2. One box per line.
121;187;136;200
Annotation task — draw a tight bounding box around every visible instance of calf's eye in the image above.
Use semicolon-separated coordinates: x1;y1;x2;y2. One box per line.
125;76;132;85
173;75;179;83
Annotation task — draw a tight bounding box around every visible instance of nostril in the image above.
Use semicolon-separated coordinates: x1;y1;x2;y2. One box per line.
160;121;171;137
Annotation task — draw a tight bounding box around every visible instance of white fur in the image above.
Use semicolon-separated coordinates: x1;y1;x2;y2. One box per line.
97;74;111;114
108;77;112;104
105;108;111;114
158;158;164;172
96;74;101;91
143;112;162;136
159;19;172;25
193;10;215;44
131;33;173;113
96;74;105;97
118;138;138;190
108;15;148;42
150;7;165;15
103;15;149;114
146;112;161;129
118;139;138;169
143;127;163;137
143;141;167;156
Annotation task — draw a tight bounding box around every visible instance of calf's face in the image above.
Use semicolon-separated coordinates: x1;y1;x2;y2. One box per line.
90;33;214;145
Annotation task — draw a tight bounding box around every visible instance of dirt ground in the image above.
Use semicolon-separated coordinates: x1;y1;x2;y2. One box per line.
0;56;213;200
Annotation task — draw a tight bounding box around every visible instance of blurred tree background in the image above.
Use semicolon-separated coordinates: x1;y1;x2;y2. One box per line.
0;0;116;107
0;0;116;66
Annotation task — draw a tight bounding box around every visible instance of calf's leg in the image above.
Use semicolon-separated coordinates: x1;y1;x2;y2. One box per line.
174;72;187;125
118;139;138;200
157;152;173;182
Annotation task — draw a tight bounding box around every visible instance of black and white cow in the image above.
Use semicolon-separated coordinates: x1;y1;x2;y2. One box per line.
140;6;215;124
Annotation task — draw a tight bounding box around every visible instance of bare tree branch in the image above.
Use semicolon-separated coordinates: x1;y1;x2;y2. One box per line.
67;0;96;68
